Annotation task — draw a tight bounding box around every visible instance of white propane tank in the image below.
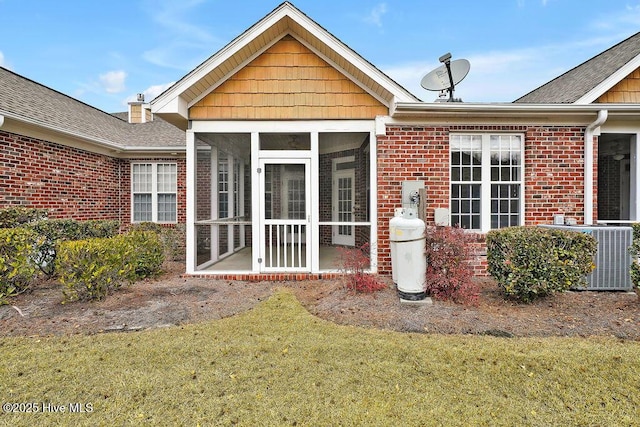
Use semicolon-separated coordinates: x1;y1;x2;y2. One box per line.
389;208;404;286
389;208;427;300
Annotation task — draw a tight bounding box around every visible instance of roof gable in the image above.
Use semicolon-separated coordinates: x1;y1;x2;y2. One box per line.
515;32;640;104
151;2;418;128
190;36;388;120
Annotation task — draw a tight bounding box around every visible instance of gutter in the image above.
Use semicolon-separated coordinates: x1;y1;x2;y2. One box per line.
121;146;186;153
584;110;608;225
1;110;186;156
391;102;640;118
0;110;124;152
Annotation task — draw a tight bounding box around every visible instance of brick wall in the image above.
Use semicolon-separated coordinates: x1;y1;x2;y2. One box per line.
376;124;591;276
1;130;123;220
0;130;186;224
524;126;587;224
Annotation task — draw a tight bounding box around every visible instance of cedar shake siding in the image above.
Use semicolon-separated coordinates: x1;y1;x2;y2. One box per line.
596;67;640;103
189;36;388;120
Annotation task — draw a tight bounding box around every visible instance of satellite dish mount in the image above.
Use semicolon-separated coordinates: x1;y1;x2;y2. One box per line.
439;53;456;102
420;53;470;102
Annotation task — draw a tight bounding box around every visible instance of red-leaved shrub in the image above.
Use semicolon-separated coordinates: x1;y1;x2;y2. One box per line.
337;243;386;293
424;226;479;305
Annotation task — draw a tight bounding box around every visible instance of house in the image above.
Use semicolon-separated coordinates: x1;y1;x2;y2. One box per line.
0;67;186;225
2;2;640;280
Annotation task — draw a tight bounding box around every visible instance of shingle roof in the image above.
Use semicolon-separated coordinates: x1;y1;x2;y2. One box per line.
111;112;186;148
515;32;640;104
0;66;184;148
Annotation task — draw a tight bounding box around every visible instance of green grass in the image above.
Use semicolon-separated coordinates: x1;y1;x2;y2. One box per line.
1;290;639;426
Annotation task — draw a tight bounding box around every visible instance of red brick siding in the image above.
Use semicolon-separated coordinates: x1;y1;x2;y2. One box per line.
376;126;450;275
376;124;592;277
524;127;588;225
1;130;123;220
0;130;186;225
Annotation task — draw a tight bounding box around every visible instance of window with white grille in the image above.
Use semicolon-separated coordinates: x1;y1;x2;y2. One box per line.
218;158;229;219
132;163;177;223
450;134;523;232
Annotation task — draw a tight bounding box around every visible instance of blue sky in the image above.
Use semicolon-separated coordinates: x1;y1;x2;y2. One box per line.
1;0;639;113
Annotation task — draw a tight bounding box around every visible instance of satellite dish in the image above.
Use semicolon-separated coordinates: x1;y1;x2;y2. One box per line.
420;53;470;102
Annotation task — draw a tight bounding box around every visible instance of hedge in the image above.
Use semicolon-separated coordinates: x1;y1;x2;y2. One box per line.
57;231;164;302
487;226;597;303
629;224;640;291
130;222;186;262
0;228;43;304
0;207;48;228
27;219;120;276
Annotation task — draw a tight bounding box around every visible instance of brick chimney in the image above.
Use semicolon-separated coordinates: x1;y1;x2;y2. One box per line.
127;93;152;123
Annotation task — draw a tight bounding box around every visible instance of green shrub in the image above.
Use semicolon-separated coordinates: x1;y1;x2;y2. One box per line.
130;222;163;233
629;224;640;291
0;206;47;228
130;222;185;262
487;226;597;303
27;219;120;276
56;231;164;302
78;220;120;238
0;228;43;304
57;237;131;302
163;224;186;261
124;231;164;280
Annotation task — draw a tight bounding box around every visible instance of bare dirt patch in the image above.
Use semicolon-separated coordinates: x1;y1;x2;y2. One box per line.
1;261;639;339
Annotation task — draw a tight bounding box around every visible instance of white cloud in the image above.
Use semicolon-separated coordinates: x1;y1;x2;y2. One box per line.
141;0;221;70
588;3;640;32
99;70;127;94
123;81;176;105
151;0;214;43
142;41;206;70
363;3;387;27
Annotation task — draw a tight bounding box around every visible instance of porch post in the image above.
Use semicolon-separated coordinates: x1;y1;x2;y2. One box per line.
186;130;196;274
310;131;319;272
210;146;219;262
370;129;378;272
633;134;639;221
251;132;260;272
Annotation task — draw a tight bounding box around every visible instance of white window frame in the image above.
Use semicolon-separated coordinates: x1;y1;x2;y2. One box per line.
218;157;229;219
131;162;178;224
450;133;525;233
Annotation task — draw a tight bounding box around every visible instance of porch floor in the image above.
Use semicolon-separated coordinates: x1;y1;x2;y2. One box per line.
202;245;352;272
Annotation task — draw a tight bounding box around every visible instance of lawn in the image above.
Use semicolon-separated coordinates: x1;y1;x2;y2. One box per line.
1;290;639;426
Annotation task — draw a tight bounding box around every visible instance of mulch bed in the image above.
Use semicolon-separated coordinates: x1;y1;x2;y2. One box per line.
1;262;638;340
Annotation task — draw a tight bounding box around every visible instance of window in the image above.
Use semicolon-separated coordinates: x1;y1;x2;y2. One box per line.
218;158;228;218
132;163;177;223
450;134;523;232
